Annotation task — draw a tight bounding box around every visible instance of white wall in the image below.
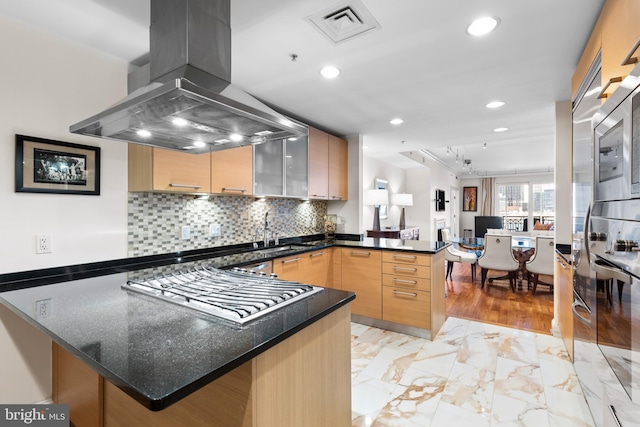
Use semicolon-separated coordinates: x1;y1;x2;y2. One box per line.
362;157;408;232
0;16;129;404
555;101;572;245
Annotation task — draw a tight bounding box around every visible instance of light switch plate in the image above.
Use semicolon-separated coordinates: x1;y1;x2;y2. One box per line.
181;226;190;240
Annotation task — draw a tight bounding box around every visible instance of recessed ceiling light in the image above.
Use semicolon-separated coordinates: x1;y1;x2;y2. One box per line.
485;101;505;109
193;141;206;148
466;16;500;36
137;129;151;138
390;118;404;125
229;134;243;142
320;66;341;79
493;127;508;132
172;117;188;126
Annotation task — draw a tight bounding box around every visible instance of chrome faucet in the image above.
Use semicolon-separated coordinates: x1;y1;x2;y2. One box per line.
254;227;262;249
263;211;270;247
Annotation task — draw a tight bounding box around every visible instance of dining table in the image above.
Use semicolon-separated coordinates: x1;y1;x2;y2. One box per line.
450;236;535;290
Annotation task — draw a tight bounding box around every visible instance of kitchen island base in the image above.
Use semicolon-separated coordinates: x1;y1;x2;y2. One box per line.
53;304;351;427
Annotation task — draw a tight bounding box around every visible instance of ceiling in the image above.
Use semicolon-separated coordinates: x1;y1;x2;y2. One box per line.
0;0;605;175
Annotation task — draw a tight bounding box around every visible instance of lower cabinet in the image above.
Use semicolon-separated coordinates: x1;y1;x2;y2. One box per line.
273;248;332;288
53;305;352;427
381;251;432;330
555;253;574;361
341;249;382;318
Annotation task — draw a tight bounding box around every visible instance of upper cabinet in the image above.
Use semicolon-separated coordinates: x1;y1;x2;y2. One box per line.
308;127;348;201
128;145;211;194
254;138;308;198
211;145;253;196
572;0;640;101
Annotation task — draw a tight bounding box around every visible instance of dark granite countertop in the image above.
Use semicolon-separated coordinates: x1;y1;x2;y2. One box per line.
0;235;444;411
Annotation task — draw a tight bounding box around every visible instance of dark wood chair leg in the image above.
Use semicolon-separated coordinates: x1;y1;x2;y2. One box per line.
532;273;539;294
617;279;624;302
446;260;454;280
471;263;476;282
509;271;516;292
481;268;488;289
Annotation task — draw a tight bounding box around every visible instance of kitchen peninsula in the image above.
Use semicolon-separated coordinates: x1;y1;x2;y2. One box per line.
0;237;446;426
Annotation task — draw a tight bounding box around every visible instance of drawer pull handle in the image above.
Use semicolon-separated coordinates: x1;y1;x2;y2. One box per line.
622;36;640;66
555;257;570;270
282;258;301;264
330;195;342;199
393;254;417;260
169;183;203;189
310;252;325;257
393;278;417;284
393;267;417;272
597;76;625;99
351;251;371;256
222;187;247;193
393;290;417;297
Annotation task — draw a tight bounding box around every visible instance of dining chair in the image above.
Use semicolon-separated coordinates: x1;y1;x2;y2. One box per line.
525;236;555;294
441;229;477;281
477;233;519;291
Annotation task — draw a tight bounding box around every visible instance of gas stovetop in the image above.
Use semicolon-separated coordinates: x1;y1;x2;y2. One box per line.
122;266;323;325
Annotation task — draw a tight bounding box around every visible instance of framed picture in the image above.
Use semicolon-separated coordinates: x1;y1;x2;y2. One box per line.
375;178;388;219
15;134;100;195
463;186;477;211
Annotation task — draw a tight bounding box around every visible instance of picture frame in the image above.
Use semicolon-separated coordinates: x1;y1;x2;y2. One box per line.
375;178;388;219
15;134;100;195
463;186;477;212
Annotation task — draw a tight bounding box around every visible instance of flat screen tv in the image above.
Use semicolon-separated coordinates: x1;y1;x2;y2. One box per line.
475;216;503;238
435;189;446;212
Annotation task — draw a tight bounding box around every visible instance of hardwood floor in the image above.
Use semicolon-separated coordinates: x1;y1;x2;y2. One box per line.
445;262;554;335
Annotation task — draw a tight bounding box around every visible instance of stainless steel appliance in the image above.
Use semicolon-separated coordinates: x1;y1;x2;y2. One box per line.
122;266;323;325
572;57;640;427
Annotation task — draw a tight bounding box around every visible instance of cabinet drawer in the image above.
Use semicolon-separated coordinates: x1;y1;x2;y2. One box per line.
382;263;430;278
273;254;305;281
382;251;430;266
382;274;430;292
382;287;430;330
342;249;382;319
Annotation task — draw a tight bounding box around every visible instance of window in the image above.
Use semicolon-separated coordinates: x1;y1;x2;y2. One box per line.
496;181;554;231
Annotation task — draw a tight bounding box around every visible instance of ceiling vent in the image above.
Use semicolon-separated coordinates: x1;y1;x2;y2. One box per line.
305;0;381;45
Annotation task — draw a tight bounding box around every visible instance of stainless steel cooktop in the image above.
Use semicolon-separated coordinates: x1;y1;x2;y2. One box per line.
122;266;323;325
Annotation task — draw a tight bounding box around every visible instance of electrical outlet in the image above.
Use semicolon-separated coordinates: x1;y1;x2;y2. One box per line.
209;223;221;237
36;235;51;254
36;299;51;319
181;226;190;240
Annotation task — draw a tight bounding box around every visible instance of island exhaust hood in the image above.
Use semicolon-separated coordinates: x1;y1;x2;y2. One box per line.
70;0;308;153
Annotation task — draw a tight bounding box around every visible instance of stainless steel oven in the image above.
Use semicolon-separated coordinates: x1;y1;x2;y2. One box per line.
589;205;640;404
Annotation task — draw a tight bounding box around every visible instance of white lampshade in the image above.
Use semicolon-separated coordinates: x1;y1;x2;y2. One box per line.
365;189;389;206
391;193;413;207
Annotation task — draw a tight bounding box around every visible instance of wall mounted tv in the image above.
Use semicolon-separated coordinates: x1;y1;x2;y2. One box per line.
435;189;446;211
475;216;503;238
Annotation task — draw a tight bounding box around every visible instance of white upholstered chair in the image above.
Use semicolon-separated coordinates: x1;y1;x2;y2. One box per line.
477;233;519;291
525;236;555;294
441;229;477;281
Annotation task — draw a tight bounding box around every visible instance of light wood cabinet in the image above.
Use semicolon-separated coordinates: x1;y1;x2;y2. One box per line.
341;249;382;318
328;134;348;200
210;145;253;196
128;145;211;194
555;253;574;362
572;0;640;101
54;304;352;427
308;127;348;201
308;127;329;199
382;251;431;330
273;248;332;288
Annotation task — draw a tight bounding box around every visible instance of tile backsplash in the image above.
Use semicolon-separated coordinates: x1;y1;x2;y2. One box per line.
128;193;327;257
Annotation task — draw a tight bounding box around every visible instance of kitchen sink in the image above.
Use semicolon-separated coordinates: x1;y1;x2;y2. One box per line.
252;244;309;256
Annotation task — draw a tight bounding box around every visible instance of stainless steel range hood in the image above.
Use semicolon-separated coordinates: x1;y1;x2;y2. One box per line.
70;0;308;153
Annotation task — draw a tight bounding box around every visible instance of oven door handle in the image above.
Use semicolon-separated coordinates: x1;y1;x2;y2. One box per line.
572;298;591;326
580;202;592;268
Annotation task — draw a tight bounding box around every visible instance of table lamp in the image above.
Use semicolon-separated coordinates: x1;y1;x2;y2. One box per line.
391;193;413;230
365;189;389;231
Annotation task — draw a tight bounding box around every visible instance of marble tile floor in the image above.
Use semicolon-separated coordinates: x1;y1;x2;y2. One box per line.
351;317;595;427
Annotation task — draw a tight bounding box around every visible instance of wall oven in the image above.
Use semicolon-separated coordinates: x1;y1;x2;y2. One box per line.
583;63;640;426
